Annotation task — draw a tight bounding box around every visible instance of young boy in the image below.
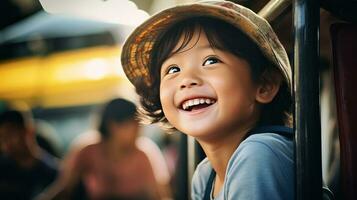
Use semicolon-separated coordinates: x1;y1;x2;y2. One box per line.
121;1;294;199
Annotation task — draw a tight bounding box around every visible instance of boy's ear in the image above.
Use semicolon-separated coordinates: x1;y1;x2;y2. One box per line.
255;71;281;104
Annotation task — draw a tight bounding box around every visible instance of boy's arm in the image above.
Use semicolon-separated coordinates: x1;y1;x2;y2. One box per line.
225;140;294;200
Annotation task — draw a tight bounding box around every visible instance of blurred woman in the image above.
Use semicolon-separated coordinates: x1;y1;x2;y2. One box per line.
39;98;161;200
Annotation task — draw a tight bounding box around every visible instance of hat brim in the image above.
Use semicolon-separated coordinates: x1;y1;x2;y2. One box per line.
121;2;291;89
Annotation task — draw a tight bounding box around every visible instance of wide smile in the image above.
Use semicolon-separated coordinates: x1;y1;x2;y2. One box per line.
180;97;217;112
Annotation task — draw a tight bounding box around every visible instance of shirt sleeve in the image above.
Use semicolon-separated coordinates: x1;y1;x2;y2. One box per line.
225;140;294;200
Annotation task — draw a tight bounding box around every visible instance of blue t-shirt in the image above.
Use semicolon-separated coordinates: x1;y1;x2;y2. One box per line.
191;132;295;200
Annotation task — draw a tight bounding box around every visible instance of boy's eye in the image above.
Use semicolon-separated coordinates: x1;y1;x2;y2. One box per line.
167;65;180;74
203;56;221;66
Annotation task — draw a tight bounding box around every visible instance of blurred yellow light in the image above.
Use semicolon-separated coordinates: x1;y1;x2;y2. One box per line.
0;45;135;108
84;59;110;80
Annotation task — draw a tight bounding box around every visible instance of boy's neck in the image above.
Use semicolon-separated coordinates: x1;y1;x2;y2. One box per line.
198;124;254;186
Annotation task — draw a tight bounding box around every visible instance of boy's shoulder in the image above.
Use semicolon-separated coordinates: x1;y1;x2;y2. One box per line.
196;157;212;173
193;132;294;178
227;132;294;176
223;132;295;199
243;132;293;151
192;133;295;199
193;157;211;181
241;132;294;156
191;157;211;199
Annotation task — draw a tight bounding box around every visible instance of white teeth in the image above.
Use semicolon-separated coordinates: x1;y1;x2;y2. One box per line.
194;99;200;105
183;104;186;110
181;98;216;110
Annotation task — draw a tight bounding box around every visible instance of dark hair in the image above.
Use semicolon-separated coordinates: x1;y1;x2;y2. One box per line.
136;17;292;129
98;98;137;139
0;110;30;130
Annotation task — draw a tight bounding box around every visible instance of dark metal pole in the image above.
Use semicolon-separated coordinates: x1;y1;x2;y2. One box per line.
293;0;322;200
176;134;188;200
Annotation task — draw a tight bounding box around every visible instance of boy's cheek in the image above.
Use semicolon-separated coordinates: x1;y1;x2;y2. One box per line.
160;85;175;107
160;93;179;125
160;92;172;111
160;100;174;117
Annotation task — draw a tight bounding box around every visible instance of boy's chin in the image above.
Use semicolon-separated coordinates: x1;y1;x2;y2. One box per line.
179;125;220;141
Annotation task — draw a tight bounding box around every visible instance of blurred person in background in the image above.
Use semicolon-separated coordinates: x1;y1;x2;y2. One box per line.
0;109;58;200
59;125;172;200
39;98;170;200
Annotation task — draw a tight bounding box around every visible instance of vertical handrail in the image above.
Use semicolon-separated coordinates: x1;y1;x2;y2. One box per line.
187;136;196;197
293;0;322;199
178;134;189;200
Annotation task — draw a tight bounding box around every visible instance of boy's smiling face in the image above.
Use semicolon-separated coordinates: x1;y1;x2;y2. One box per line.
159;29;262;140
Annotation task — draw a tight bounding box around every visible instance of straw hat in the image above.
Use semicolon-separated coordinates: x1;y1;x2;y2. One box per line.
121;0;291;89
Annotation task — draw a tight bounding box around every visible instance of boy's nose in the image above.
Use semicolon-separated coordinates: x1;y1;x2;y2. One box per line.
179;73;202;89
180;81;198;89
